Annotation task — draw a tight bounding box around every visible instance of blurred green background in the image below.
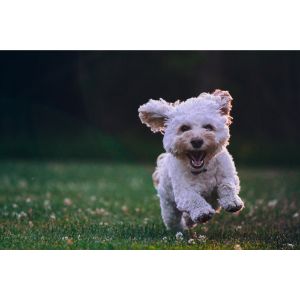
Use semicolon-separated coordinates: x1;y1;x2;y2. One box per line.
0;51;299;166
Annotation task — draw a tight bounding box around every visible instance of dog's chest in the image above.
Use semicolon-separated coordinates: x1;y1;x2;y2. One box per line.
189;168;217;197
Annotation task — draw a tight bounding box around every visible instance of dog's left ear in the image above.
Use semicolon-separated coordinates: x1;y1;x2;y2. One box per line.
213;89;233;124
138;99;175;133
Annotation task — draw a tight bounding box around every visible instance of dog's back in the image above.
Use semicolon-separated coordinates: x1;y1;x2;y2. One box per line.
152;153;167;188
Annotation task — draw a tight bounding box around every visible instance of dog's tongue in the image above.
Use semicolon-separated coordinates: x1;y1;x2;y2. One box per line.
191;158;203;167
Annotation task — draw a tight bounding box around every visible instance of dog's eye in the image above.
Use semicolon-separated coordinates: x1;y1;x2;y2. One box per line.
203;124;214;131
180;125;191;132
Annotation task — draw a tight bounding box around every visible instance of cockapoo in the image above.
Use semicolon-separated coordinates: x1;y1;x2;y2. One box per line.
138;89;244;230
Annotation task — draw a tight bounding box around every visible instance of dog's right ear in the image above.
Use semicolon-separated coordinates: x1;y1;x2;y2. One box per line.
138;99;174;133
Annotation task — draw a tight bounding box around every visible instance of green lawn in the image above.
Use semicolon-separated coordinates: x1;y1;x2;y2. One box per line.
0;161;299;249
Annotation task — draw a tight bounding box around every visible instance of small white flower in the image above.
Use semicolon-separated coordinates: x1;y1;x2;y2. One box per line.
12;203;18;209
198;234;207;243
17;211;27;219
44;200;51;210
63;198;73;206
287;243;294;249
121;205;129;213
86;208;95;215
236;225;242;231
293;212;299;218
201;226;209;233
188;238;196;245
268;199;278;208
162;236;168;243
95;208;109;216
234;244;242;250
50;213;56;220
26;197;32;203
175;232;184;241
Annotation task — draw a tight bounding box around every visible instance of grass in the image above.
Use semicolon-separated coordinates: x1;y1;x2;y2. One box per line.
0;160;299;250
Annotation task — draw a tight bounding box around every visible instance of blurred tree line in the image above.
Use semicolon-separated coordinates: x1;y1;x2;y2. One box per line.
0;51;299;165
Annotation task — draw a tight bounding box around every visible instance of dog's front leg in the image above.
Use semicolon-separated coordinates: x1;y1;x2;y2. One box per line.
216;151;244;212
174;189;215;223
217;182;244;212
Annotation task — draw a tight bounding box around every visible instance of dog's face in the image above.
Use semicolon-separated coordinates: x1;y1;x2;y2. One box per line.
139;90;233;173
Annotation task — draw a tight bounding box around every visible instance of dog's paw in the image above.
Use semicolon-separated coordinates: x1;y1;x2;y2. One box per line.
190;206;215;223
181;212;197;229
219;195;244;213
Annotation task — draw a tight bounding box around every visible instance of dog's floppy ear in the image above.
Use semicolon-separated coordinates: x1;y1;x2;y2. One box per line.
138;99;174;133
213;89;233;124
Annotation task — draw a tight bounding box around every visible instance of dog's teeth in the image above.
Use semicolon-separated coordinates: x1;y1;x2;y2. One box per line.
192;159;202;167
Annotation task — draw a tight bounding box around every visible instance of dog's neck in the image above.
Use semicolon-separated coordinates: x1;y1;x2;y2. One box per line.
191;168;207;175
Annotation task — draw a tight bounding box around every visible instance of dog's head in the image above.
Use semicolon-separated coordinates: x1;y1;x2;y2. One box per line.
138;90;233;173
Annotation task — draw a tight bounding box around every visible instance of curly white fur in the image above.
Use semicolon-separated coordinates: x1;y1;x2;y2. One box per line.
138;90;244;230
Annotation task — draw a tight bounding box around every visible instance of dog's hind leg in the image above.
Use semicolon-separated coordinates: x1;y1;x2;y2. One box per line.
154;153;183;230
159;196;183;231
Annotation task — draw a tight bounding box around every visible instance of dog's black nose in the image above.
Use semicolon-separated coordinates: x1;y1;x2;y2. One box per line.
191;139;203;149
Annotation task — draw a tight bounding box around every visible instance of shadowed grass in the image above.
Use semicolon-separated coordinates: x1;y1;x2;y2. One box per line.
0;161;299;249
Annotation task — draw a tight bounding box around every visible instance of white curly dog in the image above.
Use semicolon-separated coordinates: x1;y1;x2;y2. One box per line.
138;89;244;231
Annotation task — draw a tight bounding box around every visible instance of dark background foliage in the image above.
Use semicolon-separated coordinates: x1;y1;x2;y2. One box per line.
0;51;299;165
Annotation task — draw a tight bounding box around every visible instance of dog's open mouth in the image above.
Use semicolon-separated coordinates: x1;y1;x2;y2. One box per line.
187;151;206;169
